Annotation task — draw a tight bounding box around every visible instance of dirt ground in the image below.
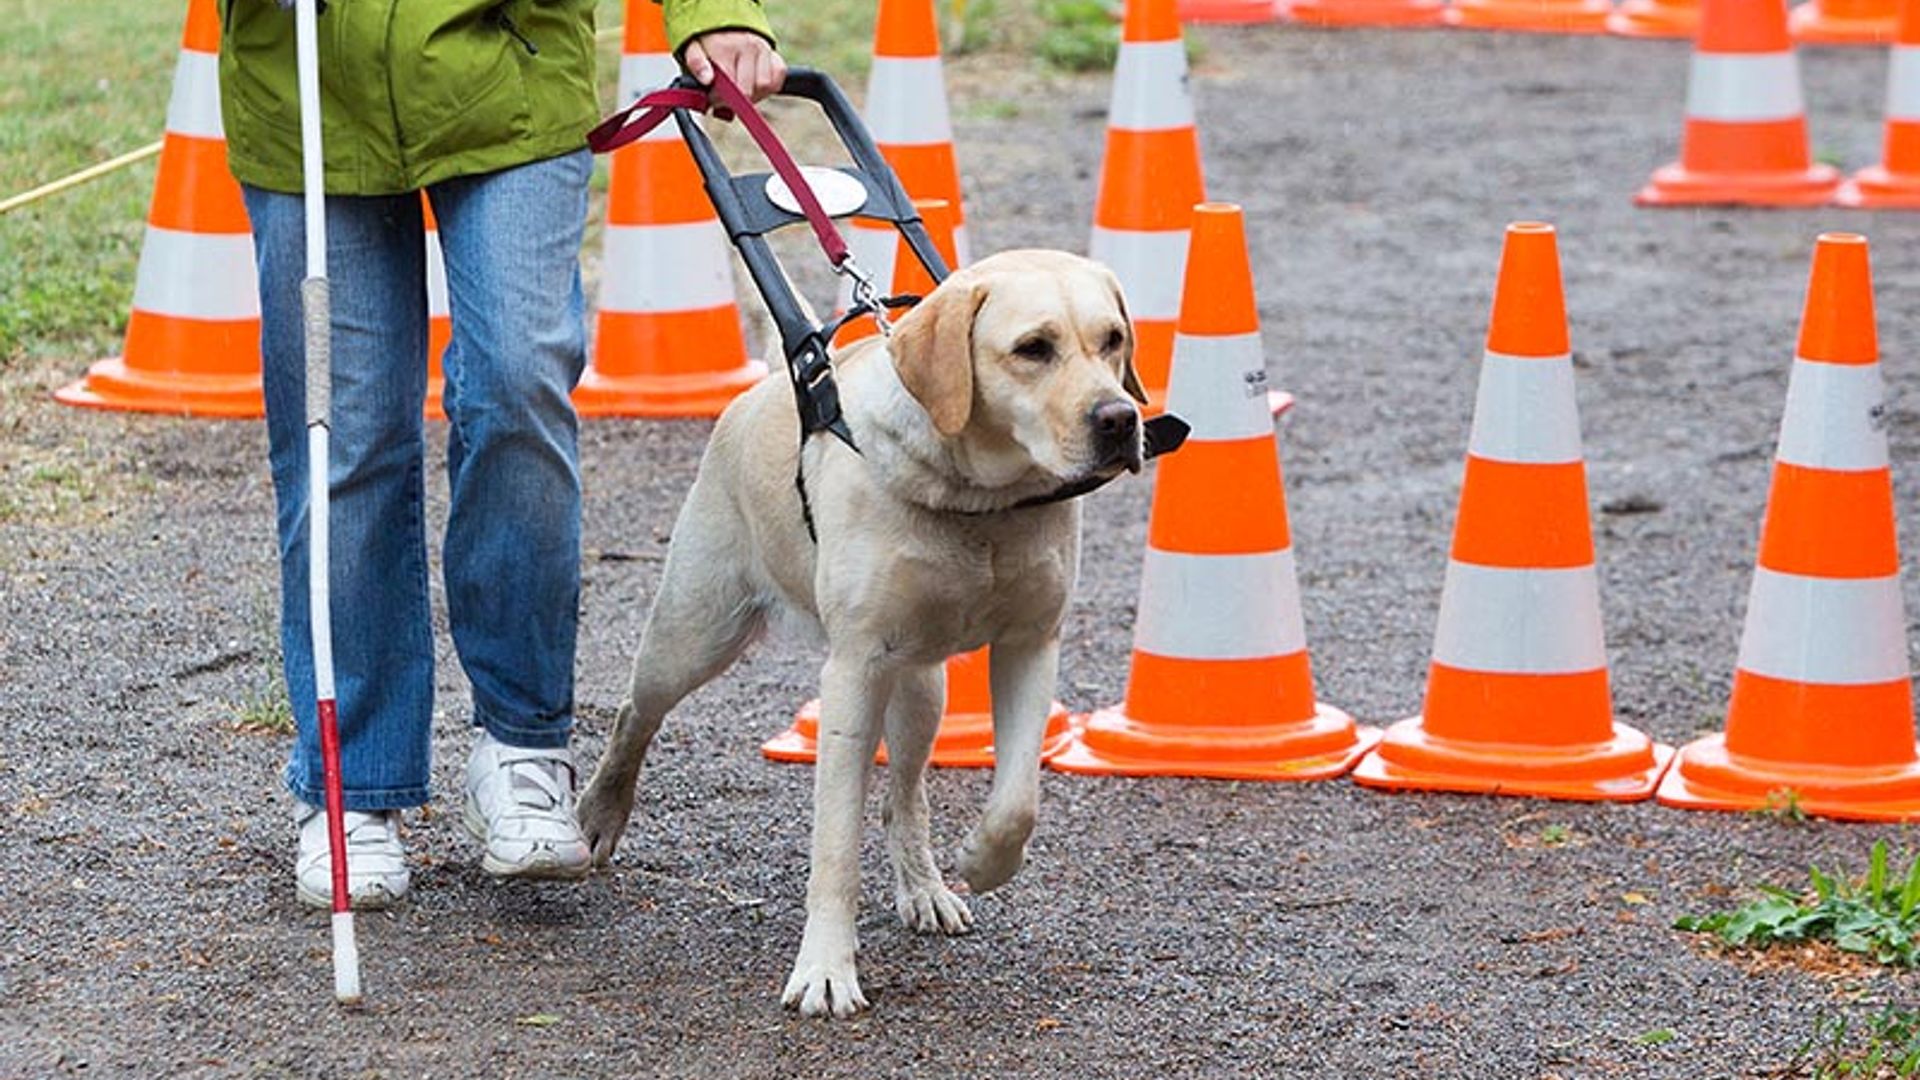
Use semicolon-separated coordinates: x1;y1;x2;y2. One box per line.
7;23;1920;1080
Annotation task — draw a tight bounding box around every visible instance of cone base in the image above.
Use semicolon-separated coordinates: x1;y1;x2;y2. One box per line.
1444;0;1611;34
761;698;1075;769
1835;168;1920;210
1351;716;1673;802
1047;702;1381;782
1636;162;1841;208
1178;0;1282;20
1283;0;1446;26
573;361;770;419
1656;734;1920;822
1604;2;1698;37
54;359;264;419
1787;4;1896;45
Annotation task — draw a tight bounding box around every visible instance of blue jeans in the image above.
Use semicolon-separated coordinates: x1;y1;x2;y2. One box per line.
245;149;593;812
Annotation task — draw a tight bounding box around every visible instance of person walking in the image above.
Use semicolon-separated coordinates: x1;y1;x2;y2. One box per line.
217;0;786;907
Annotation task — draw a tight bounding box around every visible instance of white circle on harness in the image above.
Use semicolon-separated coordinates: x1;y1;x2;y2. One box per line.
766;167;869;219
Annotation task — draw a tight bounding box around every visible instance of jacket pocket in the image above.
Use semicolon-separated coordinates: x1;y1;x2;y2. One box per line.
397;3;534;161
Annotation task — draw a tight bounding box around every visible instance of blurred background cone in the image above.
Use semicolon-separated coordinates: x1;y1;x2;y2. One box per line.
424;194;450;421
1607;0;1700;38
575;0;764;418
1658;234;1920;822
1837;0;1920;207
764;202;1073;768
1790;0;1897;44
838;0;971;323
1636;0;1839;206
1285;0;1446;28
1091;0;1206;416
1447;0;1612;33
1052;204;1379;781
56;0;262;418
1353;223;1672;802
1179;0;1283;22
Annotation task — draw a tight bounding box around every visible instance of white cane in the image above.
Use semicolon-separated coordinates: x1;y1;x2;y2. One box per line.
292;0;361;1006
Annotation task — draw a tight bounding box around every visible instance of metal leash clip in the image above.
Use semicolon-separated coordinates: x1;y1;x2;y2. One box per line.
836;256;894;339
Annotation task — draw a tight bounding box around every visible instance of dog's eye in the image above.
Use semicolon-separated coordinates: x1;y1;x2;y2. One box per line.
1013;337;1054;362
1102;328;1126;353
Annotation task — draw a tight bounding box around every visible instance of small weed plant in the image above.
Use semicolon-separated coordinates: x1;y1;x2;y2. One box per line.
1795;1007;1920;1079
1676;841;1920;966
1036;0;1119;72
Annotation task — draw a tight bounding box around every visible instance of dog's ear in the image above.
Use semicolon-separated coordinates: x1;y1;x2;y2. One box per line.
890;280;985;437
1104;269;1149;405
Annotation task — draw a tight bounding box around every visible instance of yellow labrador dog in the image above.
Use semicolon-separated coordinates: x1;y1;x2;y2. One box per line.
577;249;1147;1018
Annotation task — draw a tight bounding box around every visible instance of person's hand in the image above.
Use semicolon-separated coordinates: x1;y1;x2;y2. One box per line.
683;30;786;116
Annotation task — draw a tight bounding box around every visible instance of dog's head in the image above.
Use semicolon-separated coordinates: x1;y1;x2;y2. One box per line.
886;250;1149;493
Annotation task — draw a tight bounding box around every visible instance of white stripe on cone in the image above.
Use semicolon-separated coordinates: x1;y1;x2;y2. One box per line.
599;220;737;312
165;49;224;140
1686;53;1806;123
1776;359;1889;472
1090;227;1189;322
1109;40;1196;132
1133;548;1306;660
1889;47;1920;122
866;57;955;145
1736;567;1908;684
426;227;449;319
1166;332;1272;443
1467;352;1583;464
618;54;681;110
130;226;259;320
1430;562;1607;674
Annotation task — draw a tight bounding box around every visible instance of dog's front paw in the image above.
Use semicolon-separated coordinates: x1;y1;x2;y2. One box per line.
957;824;1029;895
895;881;973;936
575;771;636;868
782;946;868;1018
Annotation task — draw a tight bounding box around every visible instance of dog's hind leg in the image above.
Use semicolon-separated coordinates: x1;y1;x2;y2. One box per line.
957;637;1061;895
578;521;766;867
783;651;891;1018
881;663;973;936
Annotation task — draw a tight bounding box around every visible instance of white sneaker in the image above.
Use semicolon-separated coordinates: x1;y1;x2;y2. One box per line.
463;732;591;880
295;804;410;910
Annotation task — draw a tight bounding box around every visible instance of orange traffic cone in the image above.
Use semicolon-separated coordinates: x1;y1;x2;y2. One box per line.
835;199;957;348
1659;234;1920;822
763;647;1076;767
1091;0;1205;416
1607;0;1700;38
575;0;765;419
1353;224;1672;802
424;195;451;421
1790;0;1897;44
56;0;262;418
1447;0;1611;33
1285;0;1446;28
1051;204;1379;781
1637;0;1839;207
1179;0;1282;21
1837;0;1920;207
838;0;970;318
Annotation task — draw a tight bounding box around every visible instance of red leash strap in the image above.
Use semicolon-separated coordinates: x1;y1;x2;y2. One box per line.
586;70;850;268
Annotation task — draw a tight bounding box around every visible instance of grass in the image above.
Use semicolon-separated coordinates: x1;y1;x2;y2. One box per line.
0;0;1058;372
1796;1007;1920;1079
1676;841;1920;968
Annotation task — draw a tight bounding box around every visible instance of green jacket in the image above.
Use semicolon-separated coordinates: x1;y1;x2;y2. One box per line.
218;0;774;194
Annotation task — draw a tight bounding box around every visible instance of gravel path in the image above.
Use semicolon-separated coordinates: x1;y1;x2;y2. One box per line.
6;24;1920;1079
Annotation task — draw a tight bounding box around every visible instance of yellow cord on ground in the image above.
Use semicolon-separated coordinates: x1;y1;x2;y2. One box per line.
0;141;163;217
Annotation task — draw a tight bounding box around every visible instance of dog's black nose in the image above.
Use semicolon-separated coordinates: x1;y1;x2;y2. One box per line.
1091;400;1139;446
